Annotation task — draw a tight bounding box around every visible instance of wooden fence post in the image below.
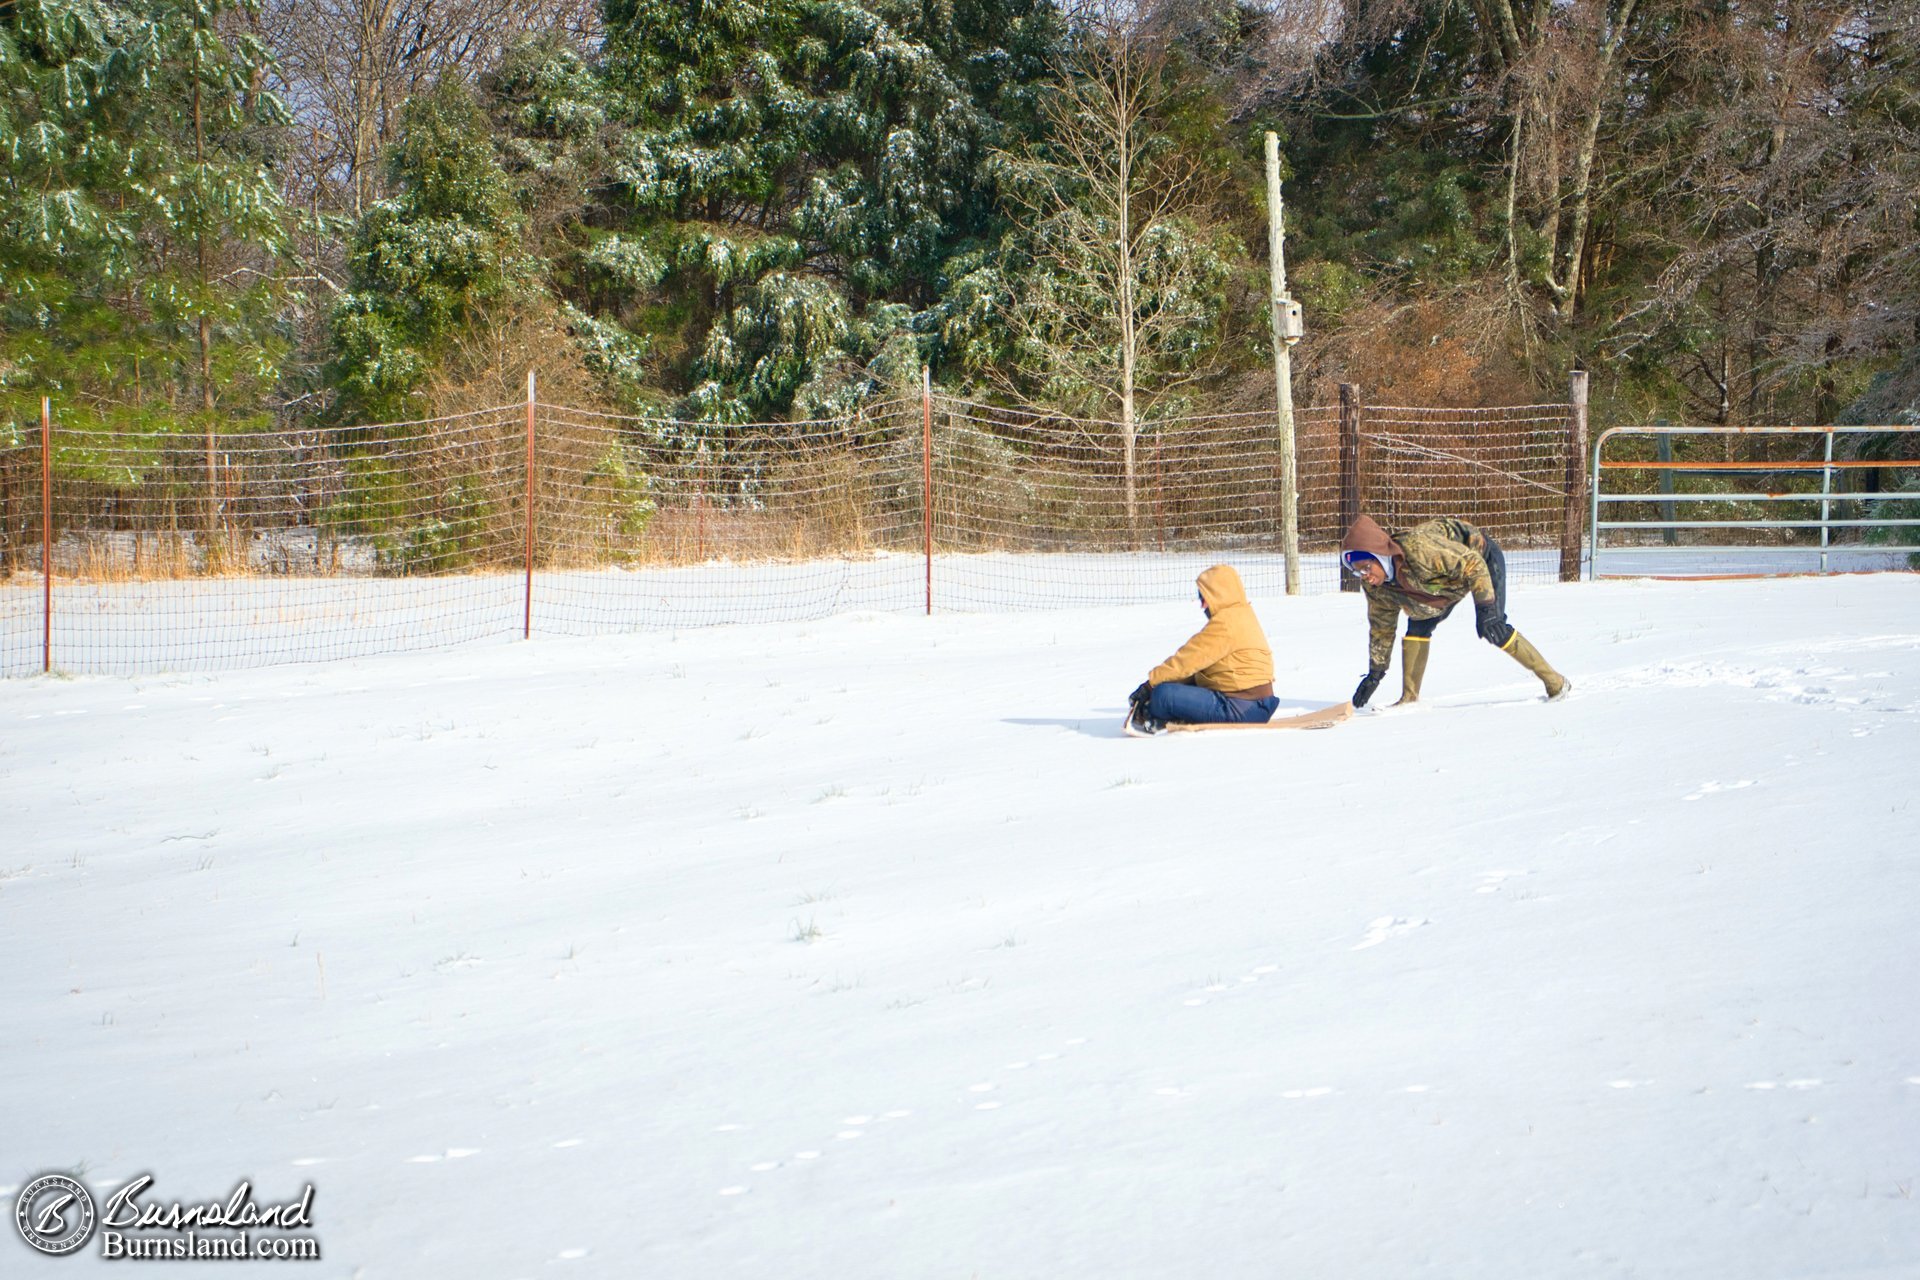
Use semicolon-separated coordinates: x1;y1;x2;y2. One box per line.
1562;370;1589;581
1338;383;1362;592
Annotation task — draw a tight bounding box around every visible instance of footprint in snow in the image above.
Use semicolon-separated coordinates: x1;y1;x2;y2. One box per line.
966;1039;1083;1108
722;1040;1082;1180
1684;780;1757;801
736;1110;916;1181
1353;917;1429;950
1186;964;1280;1005
1476;870;1530;894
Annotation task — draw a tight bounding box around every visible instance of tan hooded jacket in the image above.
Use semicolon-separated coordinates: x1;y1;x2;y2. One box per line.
1147;564;1274;695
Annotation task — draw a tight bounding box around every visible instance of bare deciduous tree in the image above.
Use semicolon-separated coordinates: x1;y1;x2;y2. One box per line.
1610;1;1920;423
1472;0;1647;323
1000;14;1235;534
1139;0;1358;112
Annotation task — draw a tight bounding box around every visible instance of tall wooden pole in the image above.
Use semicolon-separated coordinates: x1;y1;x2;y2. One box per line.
42;396;53;674
524;369;536;639
1562;369;1589;582
1265;133;1301;595
922;366;934;617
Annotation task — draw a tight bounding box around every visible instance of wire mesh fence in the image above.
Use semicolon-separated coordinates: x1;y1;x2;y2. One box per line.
2;387;1586;675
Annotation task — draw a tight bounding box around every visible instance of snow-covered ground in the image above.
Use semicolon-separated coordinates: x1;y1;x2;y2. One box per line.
4;574;1918;1277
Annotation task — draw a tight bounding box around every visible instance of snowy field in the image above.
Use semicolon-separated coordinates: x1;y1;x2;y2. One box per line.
4;573;1919;1277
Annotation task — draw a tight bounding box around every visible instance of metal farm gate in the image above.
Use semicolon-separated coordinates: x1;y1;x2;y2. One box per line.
1589;424;1920;578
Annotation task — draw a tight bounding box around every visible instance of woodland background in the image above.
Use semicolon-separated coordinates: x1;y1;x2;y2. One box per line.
3;0;1917;450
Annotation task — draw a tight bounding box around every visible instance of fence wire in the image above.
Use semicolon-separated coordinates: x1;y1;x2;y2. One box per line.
2;393;1579;675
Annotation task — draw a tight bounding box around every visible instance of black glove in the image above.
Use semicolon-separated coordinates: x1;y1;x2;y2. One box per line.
1129;681;1152;709
1474;599;1512;647
1352;668;1385;708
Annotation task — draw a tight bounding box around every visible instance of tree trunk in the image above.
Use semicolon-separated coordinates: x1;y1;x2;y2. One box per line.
193;33;220;563
1503;105;1526;316
1116;71;1139;544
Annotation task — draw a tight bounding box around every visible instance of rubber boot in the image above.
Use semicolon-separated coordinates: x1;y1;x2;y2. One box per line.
1394;635;1430;706
1501;630;1569;700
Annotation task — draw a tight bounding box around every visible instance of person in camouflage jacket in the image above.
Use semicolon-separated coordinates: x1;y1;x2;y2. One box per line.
1339;514;1569;707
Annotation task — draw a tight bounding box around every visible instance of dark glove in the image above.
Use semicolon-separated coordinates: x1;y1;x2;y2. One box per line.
1129;681;1152;709
1352;668;1385;708
1474;599;1512;647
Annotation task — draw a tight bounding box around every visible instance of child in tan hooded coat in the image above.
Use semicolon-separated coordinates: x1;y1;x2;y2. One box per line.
1126;564;1280;732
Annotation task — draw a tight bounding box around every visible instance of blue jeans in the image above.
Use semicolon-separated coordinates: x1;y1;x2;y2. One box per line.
1149;681;1280;725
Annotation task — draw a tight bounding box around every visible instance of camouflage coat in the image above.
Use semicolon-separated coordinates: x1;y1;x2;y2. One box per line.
1359;518;1496;669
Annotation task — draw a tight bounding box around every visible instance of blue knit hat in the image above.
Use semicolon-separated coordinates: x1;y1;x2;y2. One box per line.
1342;549;1394;580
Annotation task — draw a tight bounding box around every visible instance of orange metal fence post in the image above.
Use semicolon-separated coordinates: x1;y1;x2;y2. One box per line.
42;396;53;673
525;369;536;640
922;366;933;616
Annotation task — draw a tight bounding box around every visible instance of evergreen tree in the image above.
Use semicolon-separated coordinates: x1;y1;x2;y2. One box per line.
329;77;532;422
2;0;290;443
584;0;1063;421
